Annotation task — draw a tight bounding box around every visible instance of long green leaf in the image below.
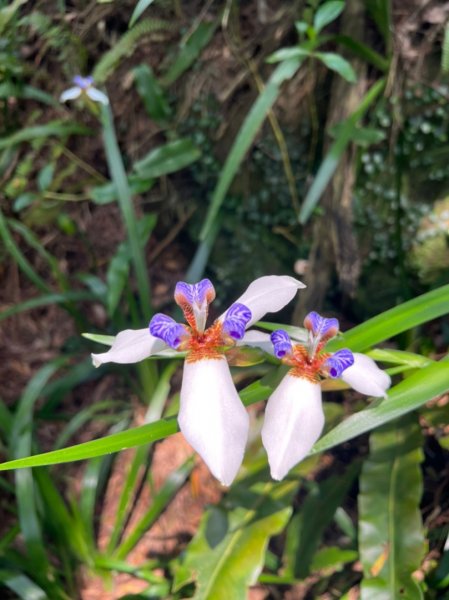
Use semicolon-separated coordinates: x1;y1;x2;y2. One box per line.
128;0;156;28
313;360;449;454
0;121;89;149
187;57;302;281
327;283;449;352
134;138;201;178
0;381;272;471
0;291;95;321
115;456;194;559
358;416;425;599
299;78;385;223
101;104;152;321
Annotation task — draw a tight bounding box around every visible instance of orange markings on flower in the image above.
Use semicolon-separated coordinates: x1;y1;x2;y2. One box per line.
284;343;331;382
181;321;231;363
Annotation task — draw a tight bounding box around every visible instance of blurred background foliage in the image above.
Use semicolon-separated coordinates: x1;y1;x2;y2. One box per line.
1;0;449;598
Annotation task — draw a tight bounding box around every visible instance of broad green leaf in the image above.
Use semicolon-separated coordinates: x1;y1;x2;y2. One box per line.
313;1;345;33
174;481;295;599
284;463;359;578
0;121;89;149
128;0;156;28
358;416;426;599
134;138;201;178
315;51;357;83
299;78;385;223
313;360;449;454
161;21;216;86
133;64;171;122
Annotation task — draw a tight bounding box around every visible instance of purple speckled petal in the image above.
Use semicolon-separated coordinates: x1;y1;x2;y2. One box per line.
324;348;354;378
222;303;252;340
270;329;292;359
304;311;339;340
73;75;93;89
149;313;187;349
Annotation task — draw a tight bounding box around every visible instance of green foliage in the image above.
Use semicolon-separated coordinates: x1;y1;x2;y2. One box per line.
359;417;426;598
174;480;295;599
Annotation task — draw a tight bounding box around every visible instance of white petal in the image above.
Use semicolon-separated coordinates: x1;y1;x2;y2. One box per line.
91;328;167;367
341;352;391;397
59;87;82;102
86;87;109;105
237;330;274;355
261;375;324;481
178;358;249;486
221;276;305;327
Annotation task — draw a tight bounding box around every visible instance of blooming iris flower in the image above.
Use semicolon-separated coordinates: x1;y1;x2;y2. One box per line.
60;75;109;105
92;276;305;485
261;311;391;481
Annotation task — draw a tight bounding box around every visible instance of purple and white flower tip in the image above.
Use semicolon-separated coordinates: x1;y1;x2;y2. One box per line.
90;274;305;485
149;314;187;349
60;75;109;105
270;329;292;358
261;312;391;480
223;303;252;340
304;311;339;341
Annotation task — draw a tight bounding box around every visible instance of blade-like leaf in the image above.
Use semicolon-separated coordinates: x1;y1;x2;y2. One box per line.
358;416;426;599
313;359;449;454
299;78;385;223
0;381;272;470
0;121;89;149
128;0;156;28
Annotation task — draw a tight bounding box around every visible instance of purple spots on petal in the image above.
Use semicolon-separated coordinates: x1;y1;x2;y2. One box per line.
304;311;339;340
149;313;187;349
270;329;292;359
194;279;215;305
223;303;252;340
324;348;354;378
73;75;93;89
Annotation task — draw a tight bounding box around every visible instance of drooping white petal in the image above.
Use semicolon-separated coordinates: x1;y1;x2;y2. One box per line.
221;276;305;327
178;358;249;486
261;375;324;481
86;87;109;105
91;329;167;367
59;87;82;102
341;352;391;398
237;330;274;355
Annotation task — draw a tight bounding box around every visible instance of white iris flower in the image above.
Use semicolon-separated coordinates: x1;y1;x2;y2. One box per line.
60;75;109;106
261;312;391;480
91;275;305;485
